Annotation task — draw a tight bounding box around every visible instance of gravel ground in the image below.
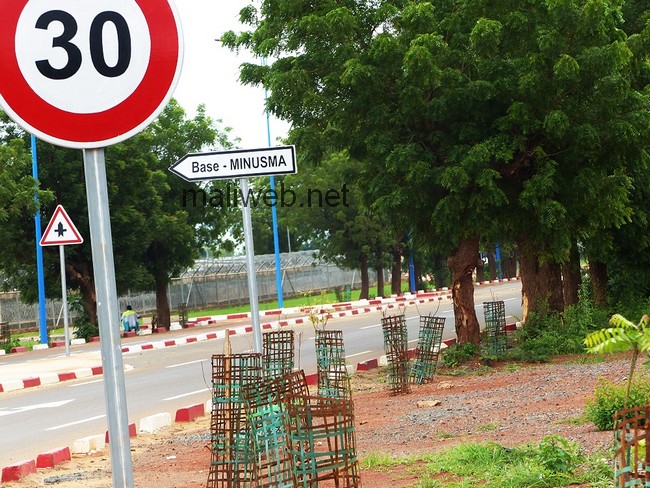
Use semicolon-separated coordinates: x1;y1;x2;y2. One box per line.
6;354;629;487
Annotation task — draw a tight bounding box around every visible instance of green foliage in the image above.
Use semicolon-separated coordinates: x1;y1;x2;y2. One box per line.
585;378;650;431
585;313;650;406
1;337;20;354
420;436;605;487
69;293;98;342
507;311;587;363
441;342;479;367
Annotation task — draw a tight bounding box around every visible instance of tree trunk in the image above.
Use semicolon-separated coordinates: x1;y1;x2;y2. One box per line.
67;261;97;324
502;249;518;278
486;244;497;281
376;266;385;298
562;242;582;306
391;246;402;295
359;253;370;300
589;260;608;306
475;254;485;283
447;236;481;345
519;246;564;321
155;278;171;330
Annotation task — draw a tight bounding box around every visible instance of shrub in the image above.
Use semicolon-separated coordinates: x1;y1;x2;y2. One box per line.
441;342;479;367
585;377;650;431
69;294;98;342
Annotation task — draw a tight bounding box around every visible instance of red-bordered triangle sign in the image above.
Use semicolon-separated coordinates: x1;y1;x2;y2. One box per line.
40;205;84;246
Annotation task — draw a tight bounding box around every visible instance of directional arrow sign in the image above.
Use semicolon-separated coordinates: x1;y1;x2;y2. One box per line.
40;205;84;246
169;145;297;182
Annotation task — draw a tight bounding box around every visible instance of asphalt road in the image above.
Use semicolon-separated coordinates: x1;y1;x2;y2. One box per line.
0;282;521;467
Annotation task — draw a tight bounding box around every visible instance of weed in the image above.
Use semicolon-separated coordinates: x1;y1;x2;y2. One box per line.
477;422;499;432
585;377;650;430
441;343;479;367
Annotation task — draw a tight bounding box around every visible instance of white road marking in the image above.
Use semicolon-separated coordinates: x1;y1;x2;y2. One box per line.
68;379;103;387
0;399;75;418
46;414;105;431
345;350;372;359
163;389;210;402
165;359;207;369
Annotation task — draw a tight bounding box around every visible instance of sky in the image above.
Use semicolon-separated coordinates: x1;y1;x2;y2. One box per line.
172;0;290;149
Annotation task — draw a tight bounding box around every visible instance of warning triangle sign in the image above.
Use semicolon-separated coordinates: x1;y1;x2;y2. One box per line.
40;205;84;246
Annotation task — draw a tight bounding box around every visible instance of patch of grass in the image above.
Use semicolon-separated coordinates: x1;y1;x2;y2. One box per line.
439;365;493;376
553;415;589;426
434;430;457;440
419;437;611;487
476;422;499;433
361;452;417;469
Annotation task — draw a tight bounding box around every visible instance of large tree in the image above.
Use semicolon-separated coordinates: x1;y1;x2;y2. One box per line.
0;101;236;329
224;0;650;343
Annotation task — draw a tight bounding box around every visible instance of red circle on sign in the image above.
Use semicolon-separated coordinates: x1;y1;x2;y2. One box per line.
0;0;182;148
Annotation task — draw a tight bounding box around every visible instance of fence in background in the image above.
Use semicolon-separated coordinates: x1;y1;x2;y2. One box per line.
0;251;368;331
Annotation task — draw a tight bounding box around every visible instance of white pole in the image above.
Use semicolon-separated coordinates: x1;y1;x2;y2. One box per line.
83;148;134;487
59;245;70;357
240;178;262;353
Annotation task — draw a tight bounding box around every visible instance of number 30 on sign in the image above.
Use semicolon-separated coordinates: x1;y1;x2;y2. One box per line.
0;0;183;149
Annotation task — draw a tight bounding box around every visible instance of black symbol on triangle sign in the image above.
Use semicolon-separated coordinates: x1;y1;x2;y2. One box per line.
55;222;67;237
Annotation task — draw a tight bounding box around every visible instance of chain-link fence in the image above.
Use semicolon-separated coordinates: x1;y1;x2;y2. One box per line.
0;251;367;331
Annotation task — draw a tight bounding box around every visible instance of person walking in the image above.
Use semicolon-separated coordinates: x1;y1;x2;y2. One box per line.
120;305;140;334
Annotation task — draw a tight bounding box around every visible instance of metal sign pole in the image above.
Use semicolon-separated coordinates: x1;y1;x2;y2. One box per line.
240;177;262;353
83;148;134;487
59;245;70;357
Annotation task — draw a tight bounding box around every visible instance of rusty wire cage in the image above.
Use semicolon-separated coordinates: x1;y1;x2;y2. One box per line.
207;353;262;488
283;395;361;487
483;301;507;355
410;315;445;384
381;314;411;395
240;371;309;488
613;405;650;487
315;330;351;399
262;329;295;379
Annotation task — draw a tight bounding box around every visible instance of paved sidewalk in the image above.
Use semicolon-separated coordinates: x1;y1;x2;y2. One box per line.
0;350;107;392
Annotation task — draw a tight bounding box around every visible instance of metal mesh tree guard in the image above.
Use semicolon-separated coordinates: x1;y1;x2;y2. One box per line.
381;314;411;395
483;301;507;355
410;315;445;384
315;330;351;399
207;353;262;488
283;395;361;487
613;405;650;487
263;330;295;379
240;371;310;488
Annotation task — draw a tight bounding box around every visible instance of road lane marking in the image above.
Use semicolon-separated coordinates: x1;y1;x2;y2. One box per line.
163;388;210;402
46;414;105;431
69;379;103;387
0;399;75;418
345;350;372;359
165;359;207;369
360;324;380;330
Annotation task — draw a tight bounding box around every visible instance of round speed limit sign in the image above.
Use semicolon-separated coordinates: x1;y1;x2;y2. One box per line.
0;0;183;148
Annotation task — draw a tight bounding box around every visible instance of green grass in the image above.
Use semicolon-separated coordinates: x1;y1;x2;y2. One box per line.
363;438;613;488
187;284;412;318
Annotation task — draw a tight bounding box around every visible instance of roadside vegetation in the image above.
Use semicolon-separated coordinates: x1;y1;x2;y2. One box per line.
362;435;613;487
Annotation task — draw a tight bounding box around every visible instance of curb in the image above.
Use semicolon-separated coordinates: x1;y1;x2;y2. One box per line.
0;284;520;394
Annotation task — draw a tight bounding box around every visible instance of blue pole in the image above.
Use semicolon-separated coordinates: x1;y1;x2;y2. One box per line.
408;232;416;292
495;242;503;280
31;135;48;344
263;58;284;308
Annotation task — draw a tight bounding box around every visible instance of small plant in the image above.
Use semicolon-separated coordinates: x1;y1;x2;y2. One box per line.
476;422;499;433
535;434;582;474
584;313;650;407
441;342;478;367
69;293;98;341
585;378;650;430
2;336;20;354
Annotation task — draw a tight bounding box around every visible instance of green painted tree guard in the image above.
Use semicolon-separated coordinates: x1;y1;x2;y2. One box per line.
410;315;445;384
381;314;411;395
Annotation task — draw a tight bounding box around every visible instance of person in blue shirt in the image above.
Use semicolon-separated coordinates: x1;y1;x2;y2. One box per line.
120;305;140;333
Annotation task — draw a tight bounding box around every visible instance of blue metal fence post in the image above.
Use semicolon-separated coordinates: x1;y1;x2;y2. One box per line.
495;242;503;280
31;135;48;344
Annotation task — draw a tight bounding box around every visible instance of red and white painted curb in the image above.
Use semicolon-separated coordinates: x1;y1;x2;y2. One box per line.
0;401;211;483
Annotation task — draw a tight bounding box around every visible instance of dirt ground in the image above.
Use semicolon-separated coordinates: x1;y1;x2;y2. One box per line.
5;354;629;487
